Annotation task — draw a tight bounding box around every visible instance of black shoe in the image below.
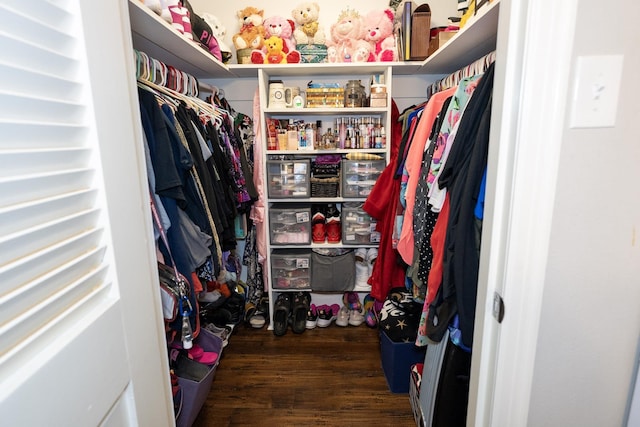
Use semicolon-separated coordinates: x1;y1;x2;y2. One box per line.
273;293;292;336
291;291;311;334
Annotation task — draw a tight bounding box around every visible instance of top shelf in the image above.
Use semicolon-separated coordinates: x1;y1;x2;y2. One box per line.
127;0;230;78
127;0;499;79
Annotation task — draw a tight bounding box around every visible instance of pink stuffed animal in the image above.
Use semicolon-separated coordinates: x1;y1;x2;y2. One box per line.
326;8;365;63
250;15;301;64
264;15;297;53
363;9;398;62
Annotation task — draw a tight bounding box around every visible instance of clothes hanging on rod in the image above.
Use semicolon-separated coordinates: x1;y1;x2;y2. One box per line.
426;51;496;99
135;50;257;317
366;54;496;349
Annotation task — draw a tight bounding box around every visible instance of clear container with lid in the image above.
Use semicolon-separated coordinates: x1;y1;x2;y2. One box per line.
344;80;366;108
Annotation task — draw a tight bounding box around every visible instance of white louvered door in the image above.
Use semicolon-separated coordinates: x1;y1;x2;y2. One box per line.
0;1;172;426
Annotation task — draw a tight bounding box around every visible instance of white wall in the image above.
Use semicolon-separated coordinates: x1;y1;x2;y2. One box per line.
527;0;640;425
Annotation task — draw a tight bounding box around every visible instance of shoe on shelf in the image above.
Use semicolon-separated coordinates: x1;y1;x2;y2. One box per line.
325;204;341;243
363;294;377;328
348;306;365;326
291;291;311;334
311;205;326;243
273;293;292;336
317;303;340;327
354;247;370;289
343;291;362;312
336;306;350;327
366;247;378;277
249;296;269;329
306;304;318;329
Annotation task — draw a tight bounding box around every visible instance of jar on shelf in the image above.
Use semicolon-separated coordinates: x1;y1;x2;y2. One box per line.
344;79;366;108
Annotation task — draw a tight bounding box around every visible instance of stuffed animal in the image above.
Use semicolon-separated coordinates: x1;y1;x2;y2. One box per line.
201;13;232;62
263;36;287;64
291;2;326;45
363;9;398;62
252;16;301;63
352;39;373;63
232;7;266;50
326;7;364;63
264;16;297;53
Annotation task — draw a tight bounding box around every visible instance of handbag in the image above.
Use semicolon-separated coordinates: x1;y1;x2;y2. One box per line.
151;195;200;348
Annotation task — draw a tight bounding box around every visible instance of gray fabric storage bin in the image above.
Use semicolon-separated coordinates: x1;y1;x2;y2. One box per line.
310;249;355;292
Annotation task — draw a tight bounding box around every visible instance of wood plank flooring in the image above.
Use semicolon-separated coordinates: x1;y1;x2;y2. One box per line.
192;323;416;427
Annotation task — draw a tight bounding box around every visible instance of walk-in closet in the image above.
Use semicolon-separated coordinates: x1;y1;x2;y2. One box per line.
1;0;639;426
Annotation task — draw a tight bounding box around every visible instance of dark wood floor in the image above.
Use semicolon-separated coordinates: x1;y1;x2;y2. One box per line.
192;323;416;427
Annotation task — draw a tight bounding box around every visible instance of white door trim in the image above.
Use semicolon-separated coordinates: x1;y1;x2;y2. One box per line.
469;0;579;425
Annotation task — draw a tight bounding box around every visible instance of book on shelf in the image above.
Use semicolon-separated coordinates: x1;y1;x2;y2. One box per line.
401;1;414;61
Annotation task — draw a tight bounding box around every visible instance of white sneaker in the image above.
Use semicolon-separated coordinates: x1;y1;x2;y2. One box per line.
354;247;370;289
336;306;350;327
366;248;378;277
348;307;365;326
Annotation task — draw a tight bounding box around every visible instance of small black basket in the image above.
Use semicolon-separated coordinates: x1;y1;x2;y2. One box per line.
310;176;340;198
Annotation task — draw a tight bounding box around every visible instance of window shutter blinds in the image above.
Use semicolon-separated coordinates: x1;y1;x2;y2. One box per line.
0;1;114;364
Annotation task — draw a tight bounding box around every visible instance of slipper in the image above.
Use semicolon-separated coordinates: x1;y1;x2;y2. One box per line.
291;291;311;334
273;293;292;336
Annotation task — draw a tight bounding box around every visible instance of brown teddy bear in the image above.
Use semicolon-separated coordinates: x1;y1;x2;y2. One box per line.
232;7;266;50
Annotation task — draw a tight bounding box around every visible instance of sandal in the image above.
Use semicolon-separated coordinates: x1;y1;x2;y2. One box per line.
290;291;311;334
249;296;269;329
273;293;292;336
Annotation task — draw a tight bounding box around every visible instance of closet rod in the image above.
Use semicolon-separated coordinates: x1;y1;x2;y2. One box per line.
427;50;496;98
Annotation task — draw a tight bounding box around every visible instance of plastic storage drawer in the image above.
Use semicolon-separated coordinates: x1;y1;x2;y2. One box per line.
341;160;384;198
267;160;310;198
269;205;311;245
342;202;380;244
271;249;312;290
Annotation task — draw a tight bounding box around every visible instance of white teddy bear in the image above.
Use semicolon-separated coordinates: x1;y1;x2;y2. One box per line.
291;2;326;45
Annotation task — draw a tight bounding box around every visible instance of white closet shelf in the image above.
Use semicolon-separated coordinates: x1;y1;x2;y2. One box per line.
128;0;230;78
418;0;500;74
128;0;499;79
230;62;422;78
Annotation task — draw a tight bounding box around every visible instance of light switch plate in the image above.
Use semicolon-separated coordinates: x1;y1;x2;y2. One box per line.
569;55;624;128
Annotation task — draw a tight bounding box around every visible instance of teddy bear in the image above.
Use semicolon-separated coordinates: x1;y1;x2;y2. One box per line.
291;2;326;46
201;13;232;63
262;36;287;64
363;9;398;62
352;39;374;63
326;7;364;63
250;16;301;64
264;16;297;54
232;7;266;51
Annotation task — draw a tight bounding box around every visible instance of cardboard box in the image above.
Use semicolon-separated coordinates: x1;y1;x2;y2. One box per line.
428;31;458;57
410;4;431;60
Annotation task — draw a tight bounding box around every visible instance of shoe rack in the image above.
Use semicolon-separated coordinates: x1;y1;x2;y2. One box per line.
257;65;393;330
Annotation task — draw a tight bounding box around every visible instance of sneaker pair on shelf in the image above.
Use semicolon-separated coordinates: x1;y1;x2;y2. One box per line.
336;292;365;327
354;247;378;289
312;204;341;244
316;303;341;327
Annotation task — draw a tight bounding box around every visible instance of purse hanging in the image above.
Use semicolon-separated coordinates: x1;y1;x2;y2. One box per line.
150;194;198;349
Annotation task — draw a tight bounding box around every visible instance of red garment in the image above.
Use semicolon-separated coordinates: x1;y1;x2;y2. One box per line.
425;194;449;306
363;100;406;301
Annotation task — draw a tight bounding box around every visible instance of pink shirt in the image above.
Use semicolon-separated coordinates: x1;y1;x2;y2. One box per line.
397;87;457;264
